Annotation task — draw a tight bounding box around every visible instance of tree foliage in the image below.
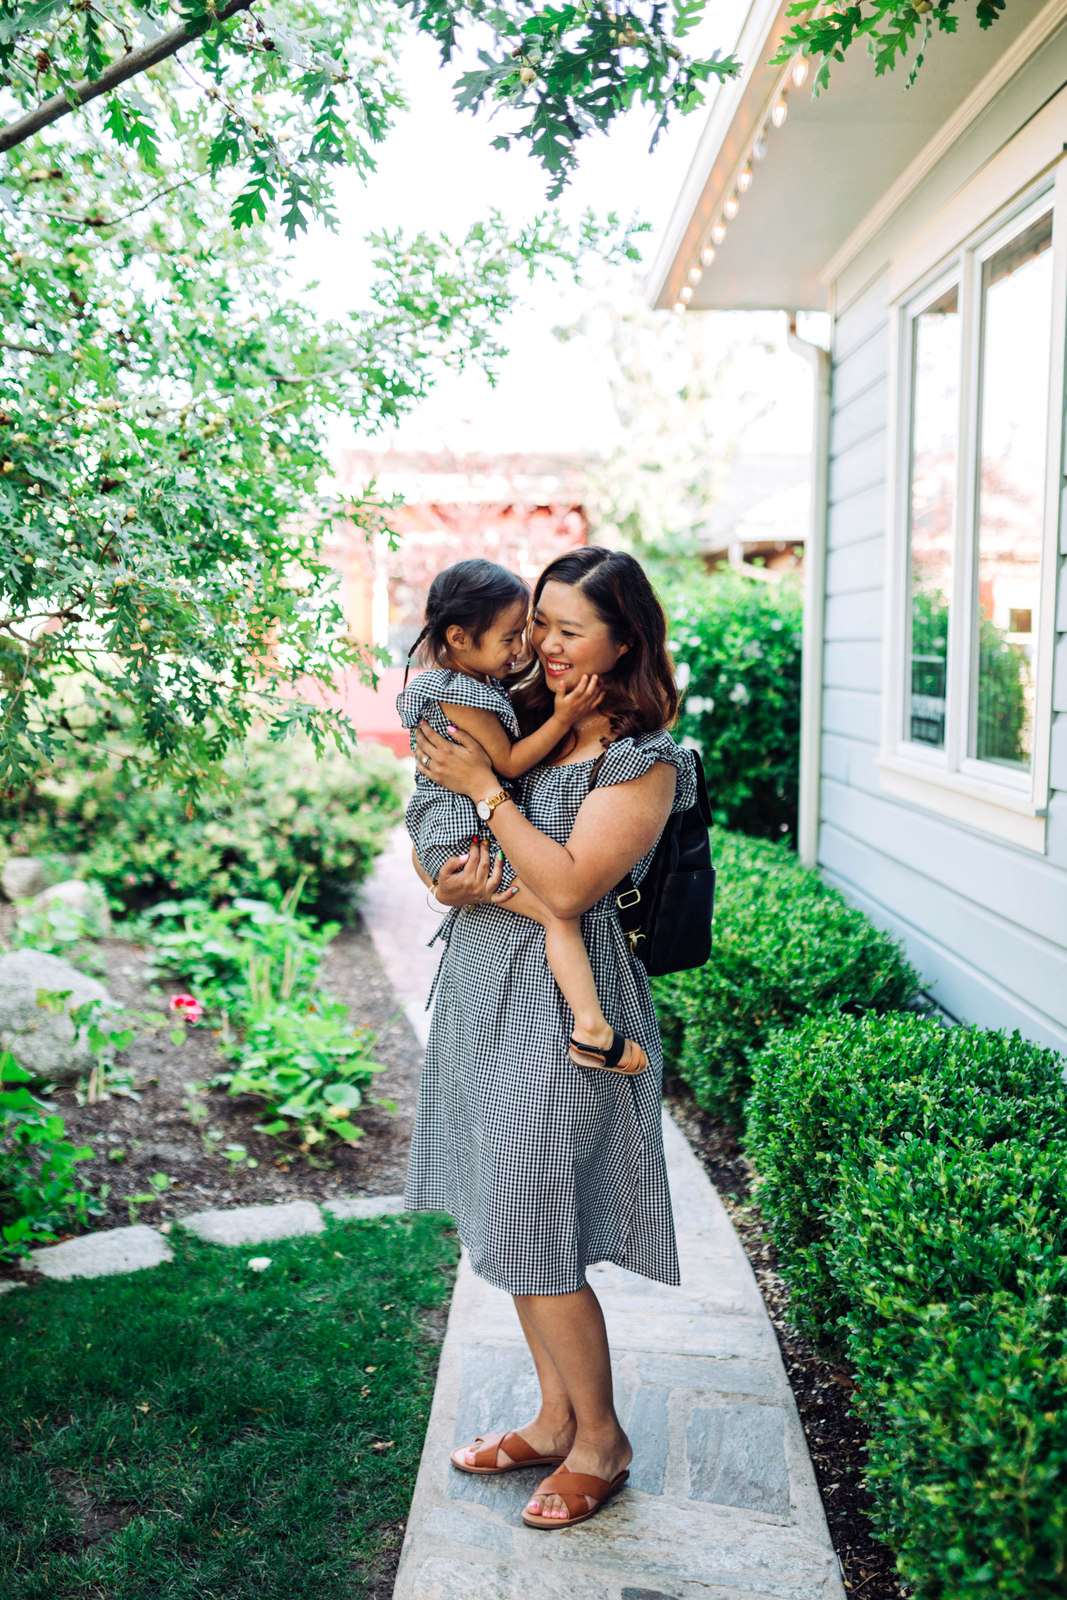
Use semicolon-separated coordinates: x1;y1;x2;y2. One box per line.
0;1;740;219
775;0;1009;92
0;134;633;795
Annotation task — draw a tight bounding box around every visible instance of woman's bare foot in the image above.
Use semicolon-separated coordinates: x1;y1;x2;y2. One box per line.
526;1428;633;1521
457;1413;576;1470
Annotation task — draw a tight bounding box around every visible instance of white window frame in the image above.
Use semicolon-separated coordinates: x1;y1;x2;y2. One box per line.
880;158;1067;853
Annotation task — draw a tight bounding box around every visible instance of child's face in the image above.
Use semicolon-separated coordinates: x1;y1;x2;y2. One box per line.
453;597;529;679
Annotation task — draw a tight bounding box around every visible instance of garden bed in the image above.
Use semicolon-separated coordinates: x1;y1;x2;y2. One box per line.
667;1085;906;1600
0;910;424;1266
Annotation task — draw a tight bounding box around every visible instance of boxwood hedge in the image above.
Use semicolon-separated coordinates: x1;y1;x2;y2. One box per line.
747;1010;1067;1598
652;830;923;1123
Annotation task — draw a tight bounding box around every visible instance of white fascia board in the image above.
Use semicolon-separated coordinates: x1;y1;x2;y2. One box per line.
645;0;788;310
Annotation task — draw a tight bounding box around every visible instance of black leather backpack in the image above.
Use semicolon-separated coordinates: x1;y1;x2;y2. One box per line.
589;750;715;977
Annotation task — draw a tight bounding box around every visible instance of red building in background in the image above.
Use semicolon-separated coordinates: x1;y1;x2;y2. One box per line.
321;449;590;753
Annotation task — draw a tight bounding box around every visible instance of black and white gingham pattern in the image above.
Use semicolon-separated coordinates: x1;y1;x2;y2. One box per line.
404;730;699;1296
397;668;520;880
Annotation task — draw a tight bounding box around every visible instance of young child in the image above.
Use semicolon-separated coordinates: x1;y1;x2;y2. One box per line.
398;558;647;1076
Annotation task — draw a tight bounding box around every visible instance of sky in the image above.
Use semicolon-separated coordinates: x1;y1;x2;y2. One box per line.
286;7;818;461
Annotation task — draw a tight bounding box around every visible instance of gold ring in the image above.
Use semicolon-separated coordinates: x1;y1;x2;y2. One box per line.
423;755;431;767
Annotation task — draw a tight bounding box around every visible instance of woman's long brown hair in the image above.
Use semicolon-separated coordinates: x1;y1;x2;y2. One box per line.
511;547;679;753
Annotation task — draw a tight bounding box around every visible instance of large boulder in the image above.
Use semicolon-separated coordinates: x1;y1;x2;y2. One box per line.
1;857;48;901
26;879;112;936
0;949;113;1085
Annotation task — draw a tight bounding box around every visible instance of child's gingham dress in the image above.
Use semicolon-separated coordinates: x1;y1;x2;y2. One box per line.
404;730;698;1296
397;667;520;881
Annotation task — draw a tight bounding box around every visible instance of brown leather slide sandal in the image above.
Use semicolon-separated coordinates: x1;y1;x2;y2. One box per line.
568;1032;648;1075
450;1430;567;1476
521;1467;630;1529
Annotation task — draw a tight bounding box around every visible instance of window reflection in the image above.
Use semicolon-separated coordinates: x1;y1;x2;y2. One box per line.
973;211;1053;770
907;286;959;749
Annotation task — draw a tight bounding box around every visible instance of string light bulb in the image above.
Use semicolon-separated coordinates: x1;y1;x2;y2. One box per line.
688;264;702;285
711;220;727;245
701;243;716;267
791;56;809;88
771;94;788;129
673;299;686;315
737;164;753;194
753;129;769;161
680;283;693;302
723;192;739;221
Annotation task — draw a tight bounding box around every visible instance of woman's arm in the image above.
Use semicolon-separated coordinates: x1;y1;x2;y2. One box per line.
440;674;602;781
413;722;676;920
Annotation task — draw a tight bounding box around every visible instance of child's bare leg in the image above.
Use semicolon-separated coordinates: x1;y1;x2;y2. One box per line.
504;884;646;1071
543;916;613;1052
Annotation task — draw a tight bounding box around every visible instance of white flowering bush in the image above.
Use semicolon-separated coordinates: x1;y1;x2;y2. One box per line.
667;572;802;841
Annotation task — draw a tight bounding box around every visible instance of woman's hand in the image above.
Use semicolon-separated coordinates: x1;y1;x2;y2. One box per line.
434;840;522;909
414;720;496;799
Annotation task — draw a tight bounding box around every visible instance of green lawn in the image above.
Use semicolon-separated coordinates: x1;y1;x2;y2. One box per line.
0;1213;458;1599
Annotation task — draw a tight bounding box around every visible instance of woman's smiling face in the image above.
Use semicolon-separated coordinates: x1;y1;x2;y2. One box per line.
530;580;628;688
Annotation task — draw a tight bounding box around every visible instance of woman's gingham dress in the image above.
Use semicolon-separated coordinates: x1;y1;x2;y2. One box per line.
404;730;698;1296
397;667;520;881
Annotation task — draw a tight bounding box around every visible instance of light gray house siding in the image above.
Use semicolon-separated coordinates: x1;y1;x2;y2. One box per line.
818;223;1067;1053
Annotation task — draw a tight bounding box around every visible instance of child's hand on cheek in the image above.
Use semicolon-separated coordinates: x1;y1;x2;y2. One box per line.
553;674;603;727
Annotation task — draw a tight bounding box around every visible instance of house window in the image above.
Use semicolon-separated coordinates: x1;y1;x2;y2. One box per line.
889;187;1061;845
905;284;960;751
971;209;1053;772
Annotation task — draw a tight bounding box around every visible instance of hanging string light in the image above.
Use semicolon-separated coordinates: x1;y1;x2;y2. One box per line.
679;56;802;290
673;298;687;315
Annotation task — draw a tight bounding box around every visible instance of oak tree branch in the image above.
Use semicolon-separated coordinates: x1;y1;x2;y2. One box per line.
0;0;254;154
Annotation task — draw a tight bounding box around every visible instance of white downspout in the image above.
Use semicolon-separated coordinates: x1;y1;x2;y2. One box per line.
787;313;831;870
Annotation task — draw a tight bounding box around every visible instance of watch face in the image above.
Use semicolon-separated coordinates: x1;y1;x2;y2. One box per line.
476;800;491;821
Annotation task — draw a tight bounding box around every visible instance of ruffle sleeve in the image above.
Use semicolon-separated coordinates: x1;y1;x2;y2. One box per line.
592;730;698;815
396;668;519;739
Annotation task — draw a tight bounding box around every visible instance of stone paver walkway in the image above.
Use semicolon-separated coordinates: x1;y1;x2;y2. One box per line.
359;826;845;1600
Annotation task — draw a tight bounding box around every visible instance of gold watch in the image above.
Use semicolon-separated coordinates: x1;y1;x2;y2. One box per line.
475;789;511;822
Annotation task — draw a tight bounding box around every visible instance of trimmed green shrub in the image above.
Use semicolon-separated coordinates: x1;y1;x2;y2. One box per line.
668;571;803;841
747;1011;1067;1598
857;1283;1067;1600
1;735;406;924
746;1012;1067;1346
652;830;923;1123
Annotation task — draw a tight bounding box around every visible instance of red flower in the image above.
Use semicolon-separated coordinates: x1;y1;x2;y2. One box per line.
169;994;204;1022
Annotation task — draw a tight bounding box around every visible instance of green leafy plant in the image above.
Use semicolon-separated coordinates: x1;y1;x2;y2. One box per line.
668;572;804;841
146;892;384;1150
5;896;109;976
4;734;406;924
652;828;923;1122
127;1171;171;1225
35;987;138;1104
0;1049;97;1260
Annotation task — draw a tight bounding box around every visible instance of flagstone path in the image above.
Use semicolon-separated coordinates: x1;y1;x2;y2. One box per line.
359;825;846;1600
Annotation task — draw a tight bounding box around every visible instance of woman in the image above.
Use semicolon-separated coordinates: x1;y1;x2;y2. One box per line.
407;546;697;1530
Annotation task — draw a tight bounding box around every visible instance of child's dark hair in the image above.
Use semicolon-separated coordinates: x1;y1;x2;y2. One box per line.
405;559;529;684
